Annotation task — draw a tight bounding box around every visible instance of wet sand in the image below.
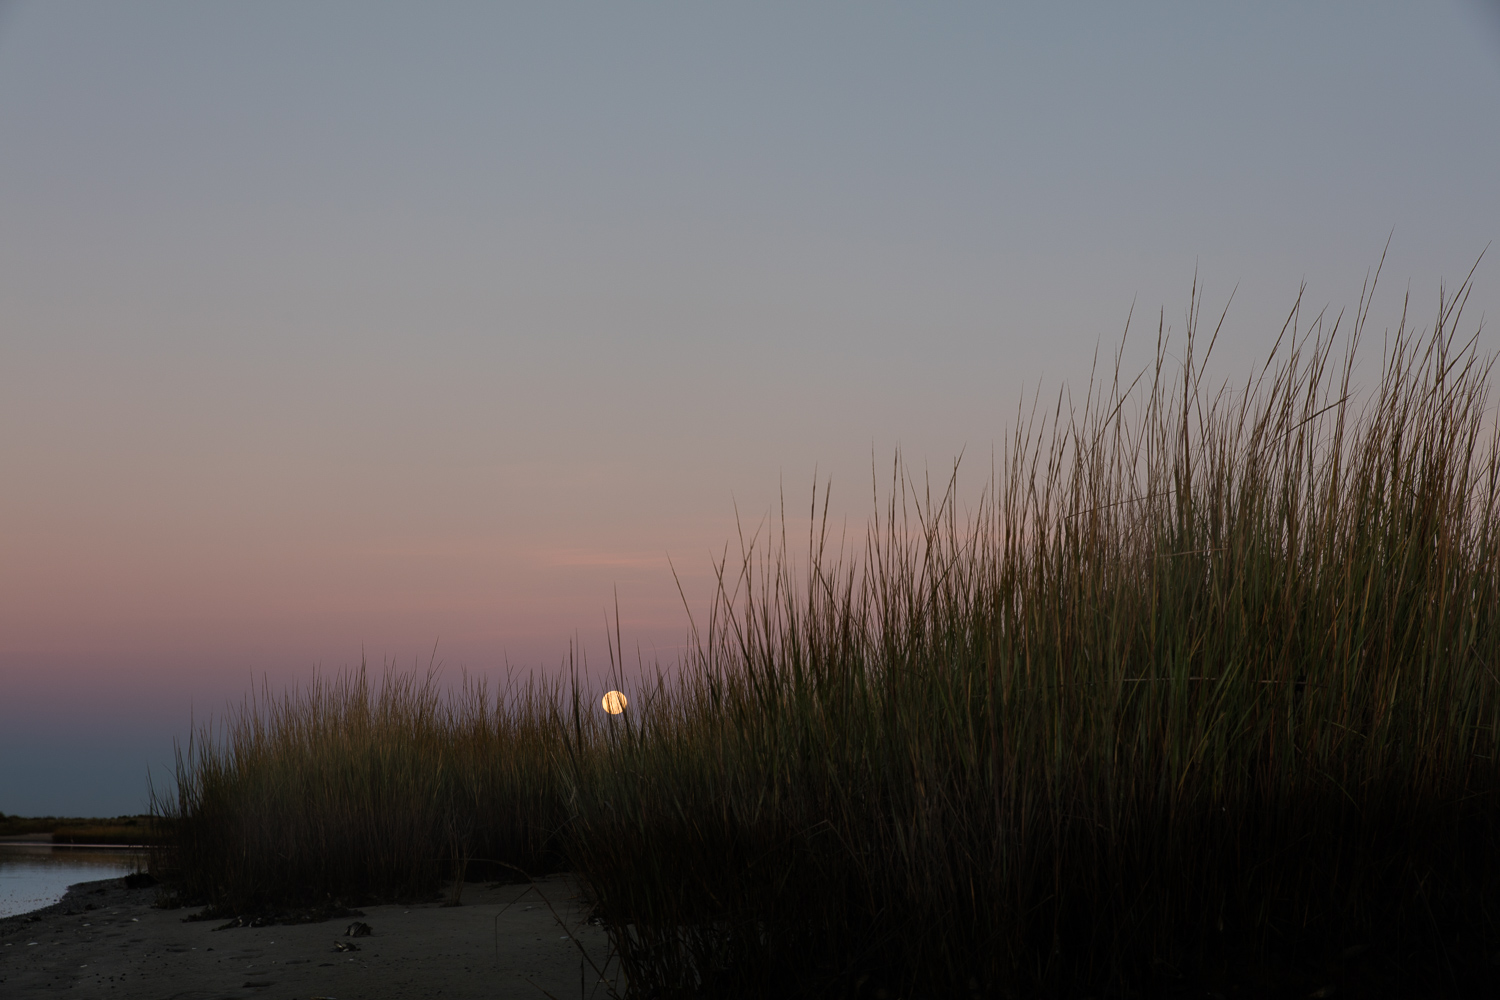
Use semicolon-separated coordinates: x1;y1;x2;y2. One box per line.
0;874;624;999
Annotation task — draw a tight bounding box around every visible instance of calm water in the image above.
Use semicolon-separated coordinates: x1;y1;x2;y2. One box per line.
0;844;146;918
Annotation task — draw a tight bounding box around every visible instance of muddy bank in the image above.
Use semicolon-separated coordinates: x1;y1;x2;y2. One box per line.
0;873;623;999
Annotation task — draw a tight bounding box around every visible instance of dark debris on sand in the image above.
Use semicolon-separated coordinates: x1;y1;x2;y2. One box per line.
180;897;368;930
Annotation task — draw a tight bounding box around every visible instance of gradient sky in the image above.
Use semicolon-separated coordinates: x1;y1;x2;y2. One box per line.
2;1;1498;816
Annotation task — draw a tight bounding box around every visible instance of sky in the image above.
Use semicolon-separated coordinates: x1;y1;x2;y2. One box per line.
1;1;1498;816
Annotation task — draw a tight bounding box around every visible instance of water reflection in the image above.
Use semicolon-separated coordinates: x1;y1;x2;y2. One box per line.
0;844;146;918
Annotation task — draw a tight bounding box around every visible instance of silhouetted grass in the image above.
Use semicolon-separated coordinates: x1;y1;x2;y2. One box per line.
156;669;574;911
158;268;1500;996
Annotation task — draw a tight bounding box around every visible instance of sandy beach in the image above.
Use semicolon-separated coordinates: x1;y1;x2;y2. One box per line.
0;874;624;1000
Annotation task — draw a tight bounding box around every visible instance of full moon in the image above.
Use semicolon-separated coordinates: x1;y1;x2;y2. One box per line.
601;690;628;715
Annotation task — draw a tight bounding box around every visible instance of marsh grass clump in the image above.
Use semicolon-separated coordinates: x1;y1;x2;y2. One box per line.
569;271;1500;997
160;268;1500;996
156;668;574;910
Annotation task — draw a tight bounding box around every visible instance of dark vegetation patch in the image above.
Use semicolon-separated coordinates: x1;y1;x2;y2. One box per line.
54;817;168;845
0;814;160;841
189;900;369;930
